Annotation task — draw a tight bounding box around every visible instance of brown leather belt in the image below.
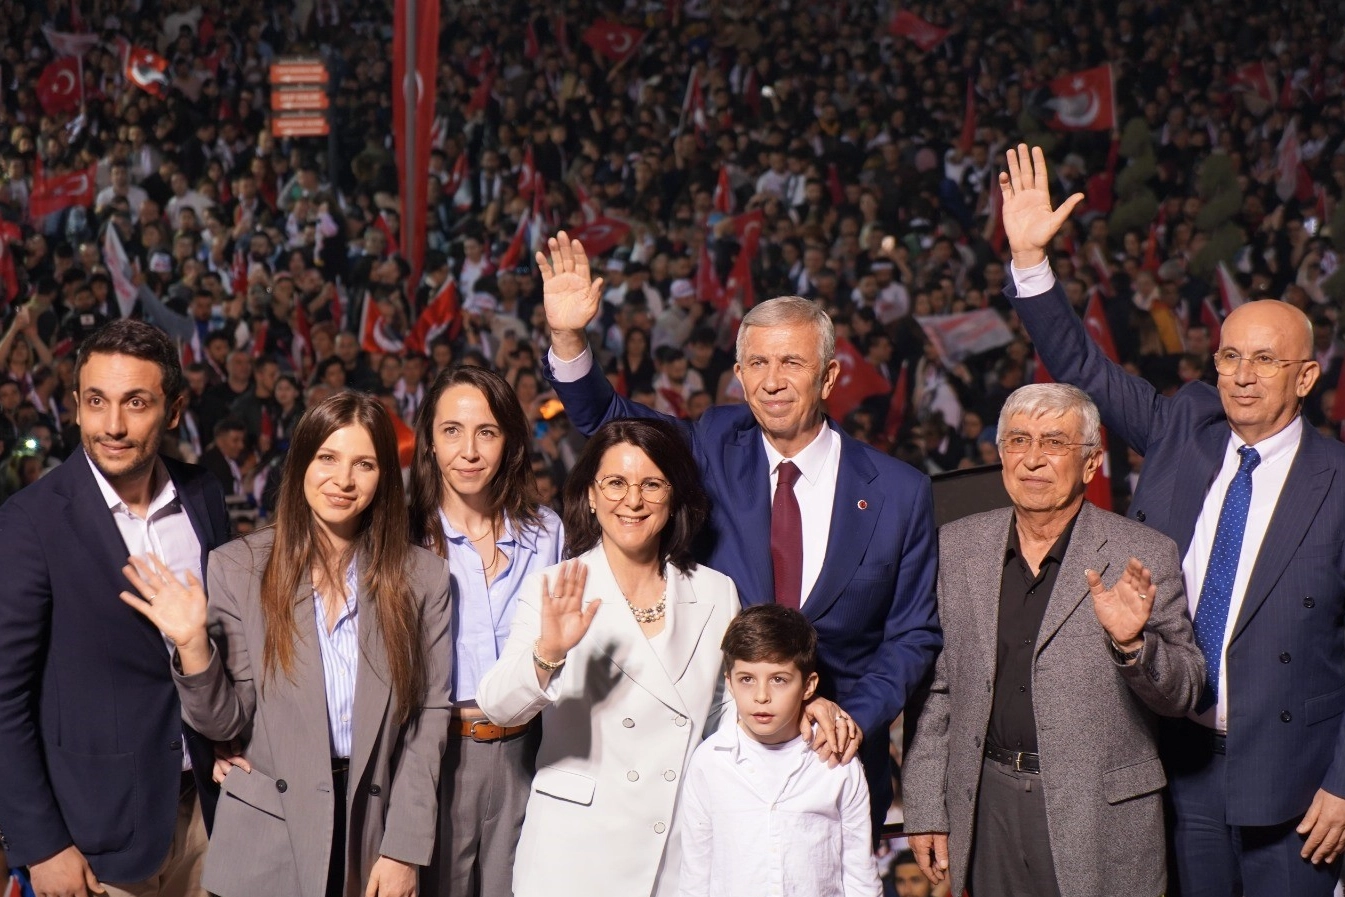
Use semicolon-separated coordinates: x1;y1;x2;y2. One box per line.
455;717;530;742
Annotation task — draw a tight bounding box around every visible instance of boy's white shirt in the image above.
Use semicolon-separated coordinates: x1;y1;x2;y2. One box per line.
676;722;881;897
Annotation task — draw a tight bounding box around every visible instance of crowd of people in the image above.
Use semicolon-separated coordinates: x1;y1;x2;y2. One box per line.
2;0;1345;894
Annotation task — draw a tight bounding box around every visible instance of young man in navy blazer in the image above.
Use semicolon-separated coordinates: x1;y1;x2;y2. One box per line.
0;320;229;896
999;144;1345;895
536;234;941;833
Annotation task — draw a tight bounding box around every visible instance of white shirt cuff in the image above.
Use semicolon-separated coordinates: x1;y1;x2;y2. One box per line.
547;346;594;382
1010;257;1057;296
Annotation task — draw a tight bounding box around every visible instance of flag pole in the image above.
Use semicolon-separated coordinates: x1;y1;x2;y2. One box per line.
401;0;418;295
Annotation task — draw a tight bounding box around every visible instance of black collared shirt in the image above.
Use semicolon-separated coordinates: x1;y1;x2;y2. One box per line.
986;512;1079;754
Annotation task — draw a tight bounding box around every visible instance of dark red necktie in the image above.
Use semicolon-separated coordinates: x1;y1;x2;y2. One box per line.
771;461;803;609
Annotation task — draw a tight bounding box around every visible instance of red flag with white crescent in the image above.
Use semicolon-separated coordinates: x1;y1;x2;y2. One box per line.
124;44;169;98
713;165;733;214
498;210;530;271
570;217;630;257
826;338;891;419
729;209;764;259
30;163;95;219
1046;65;1115;131
393;0;440;289
37;58;82;115
581;20;645;63
1083;292;1119;362
406;279;461;352
695;240;723;308
359;292;405;354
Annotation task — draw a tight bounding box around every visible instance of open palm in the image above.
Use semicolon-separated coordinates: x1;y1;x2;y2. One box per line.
1000;144;1085;261
538;559;596;658
1087;557;1154;648
537;232;604;334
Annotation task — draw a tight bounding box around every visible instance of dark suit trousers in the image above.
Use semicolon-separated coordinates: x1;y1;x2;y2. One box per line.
968;756;1062;897
1163;720;1340;896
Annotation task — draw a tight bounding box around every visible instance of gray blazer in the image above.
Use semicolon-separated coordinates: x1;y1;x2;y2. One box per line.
902;502;1203;897
173;529;453;897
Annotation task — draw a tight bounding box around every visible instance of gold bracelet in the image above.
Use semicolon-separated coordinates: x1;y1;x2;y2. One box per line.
533;639;566;672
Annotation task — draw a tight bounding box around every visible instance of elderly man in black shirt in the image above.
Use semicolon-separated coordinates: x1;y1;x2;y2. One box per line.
902;383;1203;897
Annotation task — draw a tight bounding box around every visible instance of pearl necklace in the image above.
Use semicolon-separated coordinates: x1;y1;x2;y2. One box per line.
626;589;667;624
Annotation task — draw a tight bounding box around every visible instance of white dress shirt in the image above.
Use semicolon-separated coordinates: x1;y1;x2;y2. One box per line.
89;455;202;770
548;346;840;603
314;562;361;759
1009;258;1305;734
1183;418;1301;732
763;426;839;605
676;725;880;897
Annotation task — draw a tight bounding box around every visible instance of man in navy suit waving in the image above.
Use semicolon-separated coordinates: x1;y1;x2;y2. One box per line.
537;234;941;833
1000;144;1345;894
0;320;229;897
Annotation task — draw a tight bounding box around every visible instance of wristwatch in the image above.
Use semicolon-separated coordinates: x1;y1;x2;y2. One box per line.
1109;636;1143;665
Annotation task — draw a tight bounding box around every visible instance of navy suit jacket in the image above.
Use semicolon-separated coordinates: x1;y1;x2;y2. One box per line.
0;450;230;880
1013;280;1345;826
547;358;942;817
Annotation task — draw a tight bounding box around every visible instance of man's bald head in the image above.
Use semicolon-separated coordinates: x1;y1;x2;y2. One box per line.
1215;298;1319;446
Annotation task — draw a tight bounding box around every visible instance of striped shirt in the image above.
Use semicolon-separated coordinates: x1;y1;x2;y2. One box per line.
314;562;361;760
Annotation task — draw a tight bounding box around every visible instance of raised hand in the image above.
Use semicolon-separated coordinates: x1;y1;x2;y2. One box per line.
1086;557;1155;652
536;559;597;665
536;231;604;359
119;554;211;672
999;144;1085;268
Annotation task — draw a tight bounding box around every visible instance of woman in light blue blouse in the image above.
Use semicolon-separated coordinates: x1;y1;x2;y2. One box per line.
409;366;564;897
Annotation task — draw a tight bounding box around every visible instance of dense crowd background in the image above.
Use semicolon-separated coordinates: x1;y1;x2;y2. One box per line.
1;0;1343;526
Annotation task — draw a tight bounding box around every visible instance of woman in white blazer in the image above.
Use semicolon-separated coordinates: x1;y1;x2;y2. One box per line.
477;418;739;897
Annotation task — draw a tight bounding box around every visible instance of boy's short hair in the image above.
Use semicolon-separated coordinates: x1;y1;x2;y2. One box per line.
721;605;818;678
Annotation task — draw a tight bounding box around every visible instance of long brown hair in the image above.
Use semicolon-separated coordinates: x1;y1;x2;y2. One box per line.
260;392;426;721
408;366;544;556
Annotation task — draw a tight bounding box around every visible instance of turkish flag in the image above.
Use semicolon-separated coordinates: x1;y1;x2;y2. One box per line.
38;58;81;115
406;279;461;352
826;338;891;420
581;20;645;63
1200;296;1222;350
393;0;439;290
359;292;405;354
881;361;910;445
1083;292;1119;363
713;164;733;214
888;10;949;51
730;209;765;259
467;71;495;114
695;240;723;307
1229;61;1275;107
570;217;630;257
124;44;169;98
30;163;95;218
721;244;755;310
1046;65;1115;131
498;210;530;271
518;144;538;199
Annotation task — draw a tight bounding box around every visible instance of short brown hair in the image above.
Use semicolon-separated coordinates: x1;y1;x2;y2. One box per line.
720;605;818;678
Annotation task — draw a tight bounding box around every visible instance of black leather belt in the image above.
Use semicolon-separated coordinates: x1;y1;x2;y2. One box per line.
985;742;1041;774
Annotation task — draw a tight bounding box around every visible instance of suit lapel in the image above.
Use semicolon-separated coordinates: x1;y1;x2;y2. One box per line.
803;427;879;622
166;462;214;571
725;425;773;602
1170;424;1227;557
964;509;1014;656
1232;426;1333;641
583;546;689;715
289;569;342;771
1036;503;1110;652
349;568;391;784
658;567;714;686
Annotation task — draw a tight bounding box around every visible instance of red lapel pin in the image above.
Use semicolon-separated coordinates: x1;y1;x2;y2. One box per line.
857;500;868;510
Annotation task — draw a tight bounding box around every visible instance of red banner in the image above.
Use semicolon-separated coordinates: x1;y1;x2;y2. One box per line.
393;0;440;290
1046;65;1115;131
888;10;949;51
30;164;95;218
37;58;81;115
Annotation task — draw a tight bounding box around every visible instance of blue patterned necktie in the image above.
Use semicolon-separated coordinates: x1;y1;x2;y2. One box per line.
1193;445;1261;713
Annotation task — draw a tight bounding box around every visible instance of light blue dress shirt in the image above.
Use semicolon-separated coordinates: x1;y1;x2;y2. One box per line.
314;562;361;759
441;506;564;704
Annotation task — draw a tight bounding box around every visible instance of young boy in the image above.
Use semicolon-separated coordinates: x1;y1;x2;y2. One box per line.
676;605;881;897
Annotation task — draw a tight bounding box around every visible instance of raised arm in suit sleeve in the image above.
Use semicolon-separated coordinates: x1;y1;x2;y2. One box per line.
1116;534;1205;716
545;346;684;437
1007;263;1171;455
0;500;72;867
899;541;954;836
845;475;942;738
173;547;257;742
476;570;564;727
380;555;454;866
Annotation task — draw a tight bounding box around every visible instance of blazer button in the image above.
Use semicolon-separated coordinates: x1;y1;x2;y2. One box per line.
654;822;666;834
1281;711;1293;723
664;770;677;781
674;716;687;727
623;718;635;728
1304;596;1316;608
369;784;381;796
627;770;639;782
1135;510;1146;522
1280;652;1292;663
276;779;288;793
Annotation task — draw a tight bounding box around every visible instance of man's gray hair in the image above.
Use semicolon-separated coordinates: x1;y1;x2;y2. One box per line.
735;295;835;366
997;383;1102;451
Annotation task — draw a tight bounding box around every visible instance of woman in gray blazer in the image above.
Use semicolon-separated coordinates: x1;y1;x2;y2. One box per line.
477;418;739;897
120;393;453;897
